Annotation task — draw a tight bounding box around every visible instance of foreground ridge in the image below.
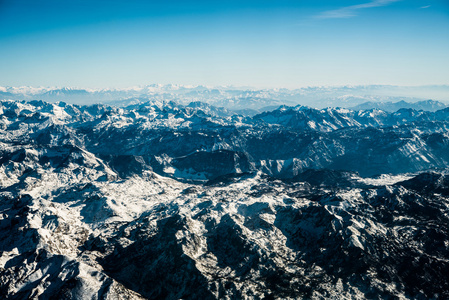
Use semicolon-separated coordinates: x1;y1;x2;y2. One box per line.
1;168;449;299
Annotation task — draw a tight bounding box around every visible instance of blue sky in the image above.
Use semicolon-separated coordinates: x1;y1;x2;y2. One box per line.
0;0;448;88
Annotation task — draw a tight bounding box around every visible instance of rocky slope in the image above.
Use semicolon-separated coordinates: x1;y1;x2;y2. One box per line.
1;163;449;299
1;99;449;299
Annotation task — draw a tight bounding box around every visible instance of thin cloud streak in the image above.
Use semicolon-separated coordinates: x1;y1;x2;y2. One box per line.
317;0;401;19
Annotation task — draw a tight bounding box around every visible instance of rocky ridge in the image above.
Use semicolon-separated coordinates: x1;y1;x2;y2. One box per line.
1;99;449;180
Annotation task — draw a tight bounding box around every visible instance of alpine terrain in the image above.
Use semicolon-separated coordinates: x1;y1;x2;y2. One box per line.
1;98;449;299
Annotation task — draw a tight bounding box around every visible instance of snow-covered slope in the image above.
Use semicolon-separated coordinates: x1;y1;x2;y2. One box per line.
1;161;449;299
1;99;449;299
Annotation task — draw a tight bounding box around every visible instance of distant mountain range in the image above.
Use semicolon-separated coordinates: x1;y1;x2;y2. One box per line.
351;99;447;112
1;84;448;110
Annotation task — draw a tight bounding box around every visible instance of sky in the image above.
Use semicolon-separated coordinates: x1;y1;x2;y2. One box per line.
0;0;448;89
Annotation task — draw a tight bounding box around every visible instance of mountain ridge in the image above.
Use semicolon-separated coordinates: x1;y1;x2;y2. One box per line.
2;99;449;181
1;84;448;109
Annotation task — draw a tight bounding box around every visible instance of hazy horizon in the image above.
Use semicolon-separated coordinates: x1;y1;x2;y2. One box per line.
2;83;449;108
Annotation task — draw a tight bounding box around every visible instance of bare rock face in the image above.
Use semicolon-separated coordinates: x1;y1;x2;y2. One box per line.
1;99;449;299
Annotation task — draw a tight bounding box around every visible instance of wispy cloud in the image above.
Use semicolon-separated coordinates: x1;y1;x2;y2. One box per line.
316;0;401;19
420;5;431;9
